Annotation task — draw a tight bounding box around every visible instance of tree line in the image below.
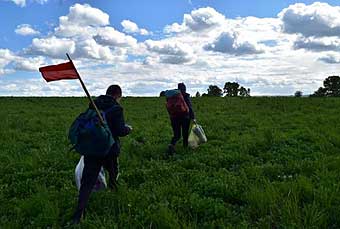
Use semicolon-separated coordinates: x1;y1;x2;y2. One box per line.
202;83;250;97
294;76;340;97
160;76;340;98
160;82;251;97
310;76;340;97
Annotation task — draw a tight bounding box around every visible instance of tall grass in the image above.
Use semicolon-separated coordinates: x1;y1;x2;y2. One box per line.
1;97;340;227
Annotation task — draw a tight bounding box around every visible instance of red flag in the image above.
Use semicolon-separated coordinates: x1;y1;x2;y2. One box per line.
39;61;78;82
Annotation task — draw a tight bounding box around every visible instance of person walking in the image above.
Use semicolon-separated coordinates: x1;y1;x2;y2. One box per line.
167;83;196;155
72;85;132;224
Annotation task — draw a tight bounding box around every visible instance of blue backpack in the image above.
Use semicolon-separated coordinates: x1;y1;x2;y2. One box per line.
68;106;116;157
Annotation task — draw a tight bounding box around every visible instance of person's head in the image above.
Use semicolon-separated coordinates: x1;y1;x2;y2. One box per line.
178;83;186;93
106;85;122;101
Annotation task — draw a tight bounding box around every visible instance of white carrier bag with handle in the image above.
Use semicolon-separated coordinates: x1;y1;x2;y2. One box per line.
188;123;207;149
75;156;107;191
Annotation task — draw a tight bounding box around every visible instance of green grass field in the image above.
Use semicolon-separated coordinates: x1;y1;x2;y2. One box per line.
1;97;340;228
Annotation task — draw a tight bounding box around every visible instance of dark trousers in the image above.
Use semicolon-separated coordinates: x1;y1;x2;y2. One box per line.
72;152;118;222
170;117;191;147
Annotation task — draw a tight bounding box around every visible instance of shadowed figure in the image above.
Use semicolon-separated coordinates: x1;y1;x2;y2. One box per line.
167;83;196;155
72;85;132;224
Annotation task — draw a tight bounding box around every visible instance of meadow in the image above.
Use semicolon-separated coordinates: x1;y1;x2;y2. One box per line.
1;96;340;228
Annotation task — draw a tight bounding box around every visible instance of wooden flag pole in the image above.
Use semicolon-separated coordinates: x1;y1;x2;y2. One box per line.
66;53;105;125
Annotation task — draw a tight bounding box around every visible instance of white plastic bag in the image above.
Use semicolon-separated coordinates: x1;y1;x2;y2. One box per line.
75;156;107;192
188;124;207;149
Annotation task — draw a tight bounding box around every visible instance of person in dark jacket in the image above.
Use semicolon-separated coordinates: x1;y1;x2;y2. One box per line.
168;83;196;155
72;85;131;224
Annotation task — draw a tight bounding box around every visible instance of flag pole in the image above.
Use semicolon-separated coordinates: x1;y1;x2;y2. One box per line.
66;53;105;125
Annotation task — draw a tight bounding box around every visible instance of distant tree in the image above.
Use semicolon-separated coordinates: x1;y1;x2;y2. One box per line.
294;91;303;97
311;76;340;97
223;82;250;97
224;82;240;97
324;76;340;96
160;91;166;97
239;86;248;97
195;91;201;97
311;87;327;97
207;85;223;96
202;93;208;97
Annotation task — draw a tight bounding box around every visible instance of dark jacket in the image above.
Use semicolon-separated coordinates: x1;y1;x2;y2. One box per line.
89;95;130;155
182;92;195;120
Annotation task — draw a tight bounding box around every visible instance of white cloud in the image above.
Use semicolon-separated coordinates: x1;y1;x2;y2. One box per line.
145;39;195;64
204;31;264;55
31;4;136;62
0;49;44;74
3;4;340;96
10;0;25;7
50;4;137;63
74;38;115;61
121;20;138;33
55;3;109;37
165;7;225;33
27;36;76;58
15;24;40;36
318;53;340;64
94;27;137;47
13;56;46;71
294;36;340;51
164;22;183;33
0;49;16;75
9;0;48;7
121;20;150;35
62;3;109;27
35;0;48;4
279;2;340;37
139;28;149;36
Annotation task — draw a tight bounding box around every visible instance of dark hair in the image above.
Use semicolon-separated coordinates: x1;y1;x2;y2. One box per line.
178;83;186;93
106;85;122;97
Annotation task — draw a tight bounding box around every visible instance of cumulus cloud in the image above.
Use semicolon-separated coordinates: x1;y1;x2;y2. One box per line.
294;37;340;51
145;40;195;64
279;2;340;37
10;0;25;7
0;49;43;74
25;3;136;63
94;27;137;47
3;4;340;96
165;7;225;33
55;3;109;37
15;24;40;36
74;38;115;61
13;56;46;71
62;3;109;27
41;4;137;63
204;31;264;55
27;36;76;58
121;20;150;35
0;49;16;75
10;0;48;7
318;53;340;64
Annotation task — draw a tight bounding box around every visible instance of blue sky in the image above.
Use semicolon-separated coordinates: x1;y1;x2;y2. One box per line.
0;0;340;96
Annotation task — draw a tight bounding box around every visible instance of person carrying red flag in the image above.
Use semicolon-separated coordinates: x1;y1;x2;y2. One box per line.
71;85;132;224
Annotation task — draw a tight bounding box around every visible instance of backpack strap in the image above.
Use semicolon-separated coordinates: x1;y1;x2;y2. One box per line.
101;105;119;121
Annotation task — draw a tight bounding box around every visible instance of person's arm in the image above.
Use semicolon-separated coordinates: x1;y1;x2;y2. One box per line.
185;95;195;120
109;106;131;137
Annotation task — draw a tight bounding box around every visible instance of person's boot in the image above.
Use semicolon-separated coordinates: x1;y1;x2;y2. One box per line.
71;209;85;225
165;144;175;158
